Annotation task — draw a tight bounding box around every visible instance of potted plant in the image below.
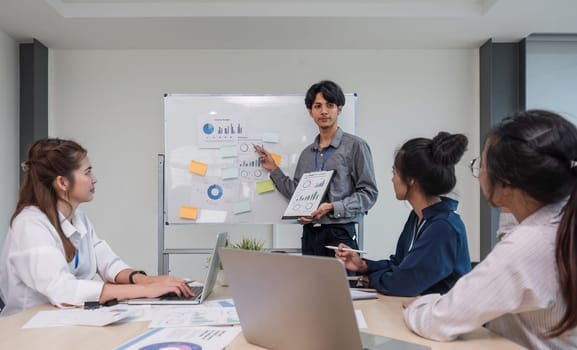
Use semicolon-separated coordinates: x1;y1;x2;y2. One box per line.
228;237;265;251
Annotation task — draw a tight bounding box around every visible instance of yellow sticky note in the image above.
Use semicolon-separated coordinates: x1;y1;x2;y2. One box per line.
189;160;208;176
179;206;198;220
271;153;282;166
256;179;275;194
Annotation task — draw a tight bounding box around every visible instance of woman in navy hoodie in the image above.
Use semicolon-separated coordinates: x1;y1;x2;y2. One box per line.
336;132;471;297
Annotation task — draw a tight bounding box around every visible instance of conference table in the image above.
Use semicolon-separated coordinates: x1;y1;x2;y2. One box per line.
0;287;525;350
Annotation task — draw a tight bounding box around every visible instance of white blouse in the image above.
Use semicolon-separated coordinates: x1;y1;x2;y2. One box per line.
403;202;577;350
0;206;130;316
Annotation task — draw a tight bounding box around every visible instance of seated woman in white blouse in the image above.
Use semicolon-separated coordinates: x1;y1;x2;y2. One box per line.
402;110;577;349
0;138;193;316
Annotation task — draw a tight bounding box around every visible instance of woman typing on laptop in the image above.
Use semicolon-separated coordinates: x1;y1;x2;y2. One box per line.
336;132;471;297
0;138;192;316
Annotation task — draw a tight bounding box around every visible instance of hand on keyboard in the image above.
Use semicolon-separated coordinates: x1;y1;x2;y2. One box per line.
159;286;203;300
160;292;179;298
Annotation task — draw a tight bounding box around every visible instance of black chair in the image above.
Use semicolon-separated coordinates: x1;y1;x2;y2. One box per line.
0;296;4;311
471;261;480;269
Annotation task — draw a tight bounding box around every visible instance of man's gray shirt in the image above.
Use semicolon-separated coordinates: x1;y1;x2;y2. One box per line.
270;127;378;225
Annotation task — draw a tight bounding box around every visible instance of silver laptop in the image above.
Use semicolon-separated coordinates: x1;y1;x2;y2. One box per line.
126;232;227;305
219;248;428;350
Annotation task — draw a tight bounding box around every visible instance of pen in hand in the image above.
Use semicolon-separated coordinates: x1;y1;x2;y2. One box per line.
325;245;367;254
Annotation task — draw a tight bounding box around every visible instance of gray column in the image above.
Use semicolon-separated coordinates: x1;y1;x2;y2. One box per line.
19;39;48;180
478;39;525;259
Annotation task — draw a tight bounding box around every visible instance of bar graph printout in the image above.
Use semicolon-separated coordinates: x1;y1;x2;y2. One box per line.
282;170;333;219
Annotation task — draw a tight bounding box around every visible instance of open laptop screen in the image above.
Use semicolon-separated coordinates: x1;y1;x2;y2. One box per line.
125;232;227;305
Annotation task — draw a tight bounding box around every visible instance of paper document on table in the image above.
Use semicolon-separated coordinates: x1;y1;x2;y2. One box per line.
282;170;334;219
115;326;242;350
202;298;235;308
22;307;139;328
148;307;239;328
350;289;378;301
355;309;368;329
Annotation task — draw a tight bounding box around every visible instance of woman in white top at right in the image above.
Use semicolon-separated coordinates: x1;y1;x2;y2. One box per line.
403;110;577;349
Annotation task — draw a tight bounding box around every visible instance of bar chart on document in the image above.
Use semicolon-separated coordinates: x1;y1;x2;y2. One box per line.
199;117;244;147
282;170;334;219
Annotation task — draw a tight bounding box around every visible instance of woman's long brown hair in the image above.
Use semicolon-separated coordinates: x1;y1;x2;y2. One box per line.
548;185;577;337
11;138;87;262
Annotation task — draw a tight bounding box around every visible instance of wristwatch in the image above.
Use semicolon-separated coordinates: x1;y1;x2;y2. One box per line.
129;270;147;284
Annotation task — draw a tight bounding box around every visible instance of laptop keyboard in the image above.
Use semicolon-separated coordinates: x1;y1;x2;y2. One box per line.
160;286;203;300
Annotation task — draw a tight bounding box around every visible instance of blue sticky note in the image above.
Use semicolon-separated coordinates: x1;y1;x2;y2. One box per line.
219;145;238;158
233;200;251;214
262;132;280;143
222;167;239;180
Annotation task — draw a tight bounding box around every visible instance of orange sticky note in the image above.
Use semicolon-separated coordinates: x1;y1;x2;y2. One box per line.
189;160;208;176
179;206;198;220
271;153;282;166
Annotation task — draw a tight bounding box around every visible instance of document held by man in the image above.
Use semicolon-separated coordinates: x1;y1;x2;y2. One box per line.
282;170;334;219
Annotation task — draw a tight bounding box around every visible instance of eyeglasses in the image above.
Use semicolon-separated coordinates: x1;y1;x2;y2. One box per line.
469;157;480;178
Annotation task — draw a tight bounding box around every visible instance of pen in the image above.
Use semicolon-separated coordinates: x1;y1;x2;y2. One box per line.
324;245;367;254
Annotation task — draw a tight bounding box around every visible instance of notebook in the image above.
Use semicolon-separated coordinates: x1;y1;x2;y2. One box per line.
126;232;227;305
219;248;429;350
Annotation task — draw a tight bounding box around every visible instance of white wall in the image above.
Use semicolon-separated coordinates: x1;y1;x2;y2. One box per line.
0;30;19;246
526;39;577;122
50;49;479;279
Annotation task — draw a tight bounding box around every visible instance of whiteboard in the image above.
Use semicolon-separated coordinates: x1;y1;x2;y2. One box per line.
164;94;357;224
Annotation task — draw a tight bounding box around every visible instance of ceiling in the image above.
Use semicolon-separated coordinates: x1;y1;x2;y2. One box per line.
0;0;576;49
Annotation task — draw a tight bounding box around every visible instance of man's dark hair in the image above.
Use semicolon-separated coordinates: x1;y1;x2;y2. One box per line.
305;80;346;109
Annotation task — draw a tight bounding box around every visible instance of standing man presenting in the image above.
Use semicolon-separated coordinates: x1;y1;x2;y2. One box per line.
255;80;378;256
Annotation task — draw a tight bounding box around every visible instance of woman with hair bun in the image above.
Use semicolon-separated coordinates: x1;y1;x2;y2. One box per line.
336;132;471;297
0;138;193;316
